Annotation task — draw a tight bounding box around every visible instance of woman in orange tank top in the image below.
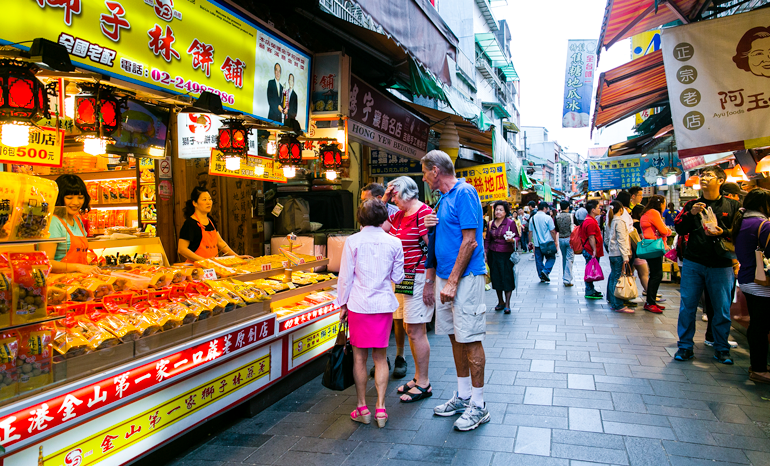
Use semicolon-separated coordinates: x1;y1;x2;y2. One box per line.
178;187;246;263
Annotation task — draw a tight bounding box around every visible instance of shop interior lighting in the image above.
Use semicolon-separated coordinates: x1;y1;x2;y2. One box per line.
92;205;136;210
282;165;296;178
693;183;701;190
193;114;207;143
666;174;678;185
277;133;302;165
225;156;241;171
63;81;79;119
82;136;107;156
0;59;49;148
266;140;276;155
733;164;749;181
217;118;248;157
255;163;265;176
756;155;770;173
148;146;165;158
656;177;664;186
685;175;699;187
325;170;338;181
336;117;345;151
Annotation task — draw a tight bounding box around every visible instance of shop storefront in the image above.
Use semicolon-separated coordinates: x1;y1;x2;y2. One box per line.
0;1;350;464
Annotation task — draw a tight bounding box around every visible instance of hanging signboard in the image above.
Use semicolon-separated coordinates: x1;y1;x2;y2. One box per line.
587;152;685;190
369;150;423;176
0;127;64;167
562;40;598;128
455;163;508;202
662;8;770;158
311;52;350;116
348;75;429;160
209;151;287;183
1;0;311;130
631;30;662;126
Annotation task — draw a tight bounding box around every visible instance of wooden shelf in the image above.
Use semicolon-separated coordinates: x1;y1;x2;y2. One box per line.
39;170;136;182
229;258;329;281
268;278;337;305
88;237;163;249
0;237;65;246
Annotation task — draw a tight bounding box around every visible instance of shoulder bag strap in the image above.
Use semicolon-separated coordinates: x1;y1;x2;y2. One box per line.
759;220;770;251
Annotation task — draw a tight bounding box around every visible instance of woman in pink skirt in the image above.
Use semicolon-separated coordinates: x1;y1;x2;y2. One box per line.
336;199;405;428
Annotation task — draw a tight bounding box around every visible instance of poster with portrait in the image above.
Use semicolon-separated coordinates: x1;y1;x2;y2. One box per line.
252;30;311;131
662;8;770;158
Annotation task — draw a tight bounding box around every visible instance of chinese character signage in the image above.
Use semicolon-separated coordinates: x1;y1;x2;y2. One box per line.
662;8;770;157
209;151;287;183
2;0;311;130
45;354;271;466
348;75;429;160
369;150;422;176
631;30;662;126
562;40;598;128
0;127;64;167
455;163;508;202
311;52;350;116
587;153;685;190
178;113;223;159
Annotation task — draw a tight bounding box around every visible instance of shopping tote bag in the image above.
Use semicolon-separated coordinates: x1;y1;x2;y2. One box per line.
322;323;354;391
585;257;604;282
614;263;638;300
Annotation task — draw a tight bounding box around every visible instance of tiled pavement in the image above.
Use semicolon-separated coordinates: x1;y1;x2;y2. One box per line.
167;254;770;466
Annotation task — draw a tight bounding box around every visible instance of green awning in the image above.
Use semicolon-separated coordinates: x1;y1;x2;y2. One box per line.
498;63;518;81
519;167;533;190
483;101;511;119
475;33;506;63
503;120;519;132
408;57;447;102
478;110;492;131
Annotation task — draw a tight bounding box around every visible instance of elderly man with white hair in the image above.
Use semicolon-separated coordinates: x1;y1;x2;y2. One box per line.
381;176;434;403
421;150;489;432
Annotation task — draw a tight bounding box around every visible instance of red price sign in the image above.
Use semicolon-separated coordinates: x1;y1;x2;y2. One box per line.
261;264;271;272
202;269;217;280
315;255;324;261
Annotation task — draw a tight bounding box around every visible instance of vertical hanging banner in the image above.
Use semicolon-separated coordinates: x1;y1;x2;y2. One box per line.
562;40;598;128
631;30;662;126
662;8;770;157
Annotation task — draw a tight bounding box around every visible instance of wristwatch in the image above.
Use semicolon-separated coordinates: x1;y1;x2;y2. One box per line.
425;279;435;284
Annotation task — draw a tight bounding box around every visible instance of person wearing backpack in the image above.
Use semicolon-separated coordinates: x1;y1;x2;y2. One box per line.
580;200;604;299
556;200;575;287
531;201;558;283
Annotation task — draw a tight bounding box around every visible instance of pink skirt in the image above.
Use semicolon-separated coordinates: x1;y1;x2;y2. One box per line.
348;310;393;348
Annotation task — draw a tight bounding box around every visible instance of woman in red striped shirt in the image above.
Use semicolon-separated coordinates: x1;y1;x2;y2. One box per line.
383;176;434;403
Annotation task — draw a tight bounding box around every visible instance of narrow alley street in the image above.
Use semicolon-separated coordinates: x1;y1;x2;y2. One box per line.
168;253;770;466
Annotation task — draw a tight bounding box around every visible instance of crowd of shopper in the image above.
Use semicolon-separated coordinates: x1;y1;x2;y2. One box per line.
333;153;770;435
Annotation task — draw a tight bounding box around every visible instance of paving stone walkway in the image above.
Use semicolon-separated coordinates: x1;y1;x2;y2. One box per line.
168;253;770;466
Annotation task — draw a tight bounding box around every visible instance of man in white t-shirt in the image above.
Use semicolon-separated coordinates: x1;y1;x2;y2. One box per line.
531;202;559;282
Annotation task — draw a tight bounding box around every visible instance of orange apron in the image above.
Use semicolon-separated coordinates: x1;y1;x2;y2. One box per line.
55;215;89;264
187;214;219;262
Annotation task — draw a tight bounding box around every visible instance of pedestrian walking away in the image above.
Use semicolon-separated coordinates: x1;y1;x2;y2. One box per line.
334;199;405;428
556;200;575;286
381;176;435;402
421;150;490;432
580;200;605;299
532;201;558;283
673;166;741;364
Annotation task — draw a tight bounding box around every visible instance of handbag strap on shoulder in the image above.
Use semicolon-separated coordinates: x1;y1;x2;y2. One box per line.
759;220;770;251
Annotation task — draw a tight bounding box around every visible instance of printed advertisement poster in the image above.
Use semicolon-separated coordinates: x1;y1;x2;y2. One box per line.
2;0;310;130
662;8;770;157
456;163;508;202
311;52;350;116
562;40;598;128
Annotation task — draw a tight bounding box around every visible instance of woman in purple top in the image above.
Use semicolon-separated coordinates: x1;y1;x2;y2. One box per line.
485;201;518;314
732;188;770;384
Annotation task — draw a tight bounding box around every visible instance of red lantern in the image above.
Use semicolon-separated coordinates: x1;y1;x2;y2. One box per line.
74;84;121;135
277;133;302;165
0;59;48;124
319;143;342;170
216;119;248;156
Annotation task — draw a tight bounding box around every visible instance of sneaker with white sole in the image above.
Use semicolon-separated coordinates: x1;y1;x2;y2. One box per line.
433;391;470;417
704;340;738;348
453;401;490;431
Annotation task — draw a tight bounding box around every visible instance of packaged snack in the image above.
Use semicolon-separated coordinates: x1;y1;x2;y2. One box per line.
100;181;111;204
114;210;127;227
47;286;68;305
0;255;13;328
9;252;51;325
222;279;267;304
164;268;186;284
146;290;181;331
52;313;89;359
85;303;139;342
175;265;202;282
10;175;58;240
0;332;18;400
204;280;246;310
169;286;206;323
49;273;92;302
0;172;22;240
86;182;100;202
17;325;53;393
195;259;237;278
79;277;114;300
103;294;161;338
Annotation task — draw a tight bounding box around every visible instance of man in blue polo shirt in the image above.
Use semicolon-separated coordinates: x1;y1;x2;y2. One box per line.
422;150;489;432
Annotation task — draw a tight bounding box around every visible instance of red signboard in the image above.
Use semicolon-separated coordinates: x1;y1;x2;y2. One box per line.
279;303;339;333
0;315;275;449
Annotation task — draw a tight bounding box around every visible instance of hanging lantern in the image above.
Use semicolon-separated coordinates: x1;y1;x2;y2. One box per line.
217;118;248;157
0;60;49;147
277;133;302;165
319;143;342;170
756;155;770;173
733;164;749;182
336;117;345;151
74;84;121;135
685;175;699;187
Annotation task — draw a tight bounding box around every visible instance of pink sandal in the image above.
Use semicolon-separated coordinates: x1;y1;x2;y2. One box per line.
350;406;371;424
375;408;388;428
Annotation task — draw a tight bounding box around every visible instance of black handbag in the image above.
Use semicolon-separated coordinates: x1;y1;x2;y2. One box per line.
532;215;557;257
321;322;355;391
